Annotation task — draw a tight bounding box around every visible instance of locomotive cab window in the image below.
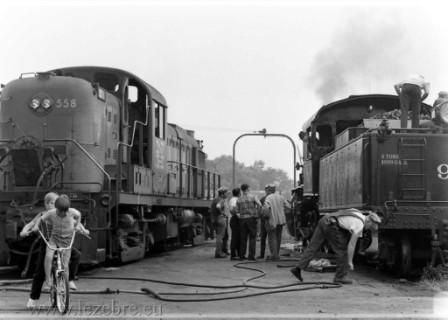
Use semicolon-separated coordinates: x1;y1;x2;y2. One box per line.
94;72;120;92
154;101;166;140
316;124;332;147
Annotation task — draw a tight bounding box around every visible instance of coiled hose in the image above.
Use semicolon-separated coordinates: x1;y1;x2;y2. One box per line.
0;259;341;302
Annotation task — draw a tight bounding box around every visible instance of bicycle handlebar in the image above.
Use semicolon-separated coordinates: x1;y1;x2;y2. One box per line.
36;229;77;251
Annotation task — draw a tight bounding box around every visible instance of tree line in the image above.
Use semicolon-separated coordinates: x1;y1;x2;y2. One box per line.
205;155;294;196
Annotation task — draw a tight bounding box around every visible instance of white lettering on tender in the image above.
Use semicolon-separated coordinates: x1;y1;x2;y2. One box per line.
437;164;448;180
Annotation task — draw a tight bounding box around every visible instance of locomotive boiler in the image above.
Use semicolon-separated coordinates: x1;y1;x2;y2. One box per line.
289;94;448;277
0;66;220;273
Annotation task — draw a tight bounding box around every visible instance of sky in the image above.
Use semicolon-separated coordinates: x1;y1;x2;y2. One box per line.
1;0;447;184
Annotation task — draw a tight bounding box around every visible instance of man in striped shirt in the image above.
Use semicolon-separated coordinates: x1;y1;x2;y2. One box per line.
236;184;262;261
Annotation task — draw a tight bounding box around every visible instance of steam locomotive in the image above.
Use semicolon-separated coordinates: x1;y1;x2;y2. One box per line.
0;66;220;274
288;94;448;277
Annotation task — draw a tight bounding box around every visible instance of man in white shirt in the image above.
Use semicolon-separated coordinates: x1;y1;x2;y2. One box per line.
394;75;430;129
290;209;381;284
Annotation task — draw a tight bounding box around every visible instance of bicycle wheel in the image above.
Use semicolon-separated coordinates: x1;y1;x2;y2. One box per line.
51;271;57;308
55;271;70;314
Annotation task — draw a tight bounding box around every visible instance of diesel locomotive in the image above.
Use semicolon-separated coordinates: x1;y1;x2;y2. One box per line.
289;94;448;277
0;66;220;273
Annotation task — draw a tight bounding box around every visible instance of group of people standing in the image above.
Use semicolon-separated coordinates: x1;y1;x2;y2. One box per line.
210;183;290;261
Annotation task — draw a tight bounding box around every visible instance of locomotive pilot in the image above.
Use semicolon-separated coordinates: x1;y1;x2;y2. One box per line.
290;208;381;285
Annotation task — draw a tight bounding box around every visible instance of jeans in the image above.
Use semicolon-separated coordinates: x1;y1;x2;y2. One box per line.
267;224;283;259
296;216;349;279
229;215;241;257
213;217;227;255
239;217;258;258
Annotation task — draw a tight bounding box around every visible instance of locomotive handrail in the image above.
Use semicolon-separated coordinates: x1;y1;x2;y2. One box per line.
44;138;112;231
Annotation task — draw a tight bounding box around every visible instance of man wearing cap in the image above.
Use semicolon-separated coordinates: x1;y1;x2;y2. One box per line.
263;184;291;261
290;208;381;284
394;75;430;128
257;185;270;259
210;187;229;258
237;183;262;261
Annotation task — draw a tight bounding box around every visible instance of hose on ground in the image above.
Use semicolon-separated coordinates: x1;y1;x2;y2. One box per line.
0;259;341;302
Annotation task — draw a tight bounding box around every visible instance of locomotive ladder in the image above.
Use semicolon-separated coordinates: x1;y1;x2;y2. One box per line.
398;137;427;200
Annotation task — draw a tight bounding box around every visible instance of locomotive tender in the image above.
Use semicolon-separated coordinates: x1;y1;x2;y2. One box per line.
291;94;448;276
0;66;220;271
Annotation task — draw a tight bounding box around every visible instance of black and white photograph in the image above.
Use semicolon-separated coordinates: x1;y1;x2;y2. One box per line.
0;0;448;319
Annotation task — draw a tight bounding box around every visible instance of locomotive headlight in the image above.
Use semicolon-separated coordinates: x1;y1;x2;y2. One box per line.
41;98;52;109
30;98;40;109
439;103;448;124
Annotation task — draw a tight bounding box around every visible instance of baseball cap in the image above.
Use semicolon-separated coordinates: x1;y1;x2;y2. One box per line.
368;212;382;224
217;187;228;195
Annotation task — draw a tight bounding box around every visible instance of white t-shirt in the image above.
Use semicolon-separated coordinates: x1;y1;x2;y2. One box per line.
337;211;365;237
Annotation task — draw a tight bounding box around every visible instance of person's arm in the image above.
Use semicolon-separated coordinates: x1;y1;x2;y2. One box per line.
70;208;81;229
394;83;402;96
77;221;90;236
31;213;47;232
20;213;41;237
421;82;430;101
347;232;361;270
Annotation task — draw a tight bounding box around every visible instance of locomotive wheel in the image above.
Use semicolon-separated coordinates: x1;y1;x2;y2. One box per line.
398;235;412;278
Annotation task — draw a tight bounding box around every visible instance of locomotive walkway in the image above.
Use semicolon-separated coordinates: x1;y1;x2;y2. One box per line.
0;237;446;319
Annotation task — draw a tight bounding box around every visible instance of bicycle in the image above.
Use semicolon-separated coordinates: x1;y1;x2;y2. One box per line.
31;228;89;314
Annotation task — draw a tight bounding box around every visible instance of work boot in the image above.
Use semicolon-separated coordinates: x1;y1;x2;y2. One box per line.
290;266;303;282
215;253;226;258
333;277;353;285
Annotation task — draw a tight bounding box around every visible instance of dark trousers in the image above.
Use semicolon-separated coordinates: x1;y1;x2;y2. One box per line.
213;217;227;255
400;83;422;128
259;218;268;257
30;242;46;300
239;217;258;259
69;248;81;281
296;216;349;279
267;224;283;259
229;215;241;257
30;242;81;300
222;218;229;253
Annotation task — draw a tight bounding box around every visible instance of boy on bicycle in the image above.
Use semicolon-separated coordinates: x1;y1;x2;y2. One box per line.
32;194;84;288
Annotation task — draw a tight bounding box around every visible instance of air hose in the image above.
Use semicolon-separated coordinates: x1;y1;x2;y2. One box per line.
0;259;341;302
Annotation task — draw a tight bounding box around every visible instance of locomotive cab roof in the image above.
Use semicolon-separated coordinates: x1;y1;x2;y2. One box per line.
48;66;167;106
302;94;431;133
